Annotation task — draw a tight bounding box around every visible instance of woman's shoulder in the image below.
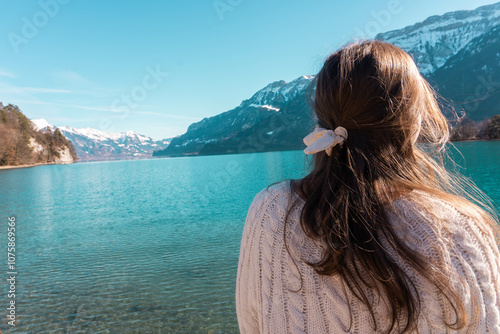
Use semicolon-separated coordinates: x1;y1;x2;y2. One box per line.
244;181;299;234
390;191;472;235
389;191;499;261
250;180;296;209
391;190;465;221
391;190;488;229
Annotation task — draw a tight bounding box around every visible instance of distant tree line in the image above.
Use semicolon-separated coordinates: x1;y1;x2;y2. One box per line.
0;103;77;166
450;115;500;141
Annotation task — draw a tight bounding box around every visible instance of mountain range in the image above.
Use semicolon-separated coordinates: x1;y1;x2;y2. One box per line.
154;1;500;157
32;119;171;161
25;2;500;160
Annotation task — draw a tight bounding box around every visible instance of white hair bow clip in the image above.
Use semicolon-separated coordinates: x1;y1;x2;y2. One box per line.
303;126;348;156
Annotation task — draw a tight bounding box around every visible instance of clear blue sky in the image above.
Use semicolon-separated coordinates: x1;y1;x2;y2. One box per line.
0;0;497;139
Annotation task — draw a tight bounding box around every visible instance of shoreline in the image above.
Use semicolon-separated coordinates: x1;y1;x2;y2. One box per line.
0;162;71;171
1;140;498;168
450;138;500;143
0;156;158;170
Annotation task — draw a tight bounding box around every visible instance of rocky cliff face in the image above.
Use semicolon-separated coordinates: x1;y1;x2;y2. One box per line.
28;136;74;164
53;146;74;164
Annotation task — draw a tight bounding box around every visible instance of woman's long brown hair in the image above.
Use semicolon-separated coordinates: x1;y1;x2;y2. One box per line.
291;40;499;333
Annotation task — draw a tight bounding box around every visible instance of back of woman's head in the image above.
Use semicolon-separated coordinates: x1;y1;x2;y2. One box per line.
292;40;498;333
312;41;448;187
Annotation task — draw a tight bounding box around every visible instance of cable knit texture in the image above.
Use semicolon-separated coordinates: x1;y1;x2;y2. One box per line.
236;181;500;333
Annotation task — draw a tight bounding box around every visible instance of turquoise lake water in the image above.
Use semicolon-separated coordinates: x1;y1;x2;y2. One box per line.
0;141;498;333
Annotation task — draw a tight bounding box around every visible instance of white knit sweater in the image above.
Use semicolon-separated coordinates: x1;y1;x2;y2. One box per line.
236;181;500;333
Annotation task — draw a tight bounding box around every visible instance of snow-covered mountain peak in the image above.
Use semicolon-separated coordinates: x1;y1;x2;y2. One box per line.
59;126;122;142
261;80;287;92
279;75;314;98
376;1;500;74
32;118;55;131
244;75;314;108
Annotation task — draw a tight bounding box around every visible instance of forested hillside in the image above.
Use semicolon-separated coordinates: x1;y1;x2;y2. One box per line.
0;103;77;166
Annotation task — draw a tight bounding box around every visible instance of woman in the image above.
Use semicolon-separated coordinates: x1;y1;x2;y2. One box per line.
235;40;500;333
